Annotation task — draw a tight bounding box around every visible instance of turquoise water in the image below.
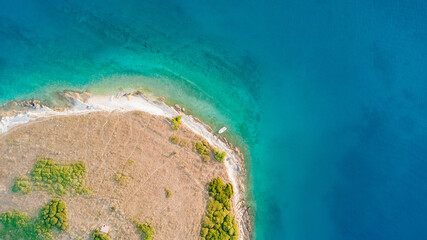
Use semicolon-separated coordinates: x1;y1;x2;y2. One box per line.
1;0;427;239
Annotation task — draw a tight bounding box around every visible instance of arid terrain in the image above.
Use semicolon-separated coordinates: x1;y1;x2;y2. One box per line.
0;111;233;239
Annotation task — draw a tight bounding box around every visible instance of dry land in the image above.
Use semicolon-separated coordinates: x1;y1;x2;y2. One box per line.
0;111;237;239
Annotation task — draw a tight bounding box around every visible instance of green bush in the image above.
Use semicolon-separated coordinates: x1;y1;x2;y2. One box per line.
169;116;182;130
133;219;155;240
200;178;238;240
12;157;89;196
213;148;227;162
41;198;69;231
195;141;211;161
12;175;32;194
0;198;69;240
92;229;110;240
0;209;29;228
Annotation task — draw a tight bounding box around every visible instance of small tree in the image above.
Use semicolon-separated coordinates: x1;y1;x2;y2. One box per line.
169;116;182;130
213;148;227;162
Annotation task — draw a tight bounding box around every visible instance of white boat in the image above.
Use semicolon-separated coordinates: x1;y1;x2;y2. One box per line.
218;127;227;134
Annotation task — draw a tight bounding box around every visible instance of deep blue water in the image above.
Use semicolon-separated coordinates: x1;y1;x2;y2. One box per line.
1;0;427;239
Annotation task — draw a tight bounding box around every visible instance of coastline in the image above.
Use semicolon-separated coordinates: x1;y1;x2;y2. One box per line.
0;90;252;239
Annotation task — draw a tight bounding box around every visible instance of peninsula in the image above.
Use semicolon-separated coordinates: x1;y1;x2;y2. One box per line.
0;91;252;239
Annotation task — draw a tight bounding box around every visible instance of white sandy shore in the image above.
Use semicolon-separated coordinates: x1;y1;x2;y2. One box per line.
0;93;246;238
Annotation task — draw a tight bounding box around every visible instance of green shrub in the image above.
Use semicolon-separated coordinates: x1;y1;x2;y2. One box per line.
169;116;182;130
165;189;172;198
195;141;211;161
92;229;110;240
13;157;89;196
0;199;69;240
133;219;155;240
0;209;29;228
213;148;227;162
40;198;69;231
200;178;238;240
12;175;32;194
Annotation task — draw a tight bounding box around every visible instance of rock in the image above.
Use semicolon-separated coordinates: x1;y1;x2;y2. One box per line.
174;104;181;112
182;107;186;112
133;90;144;96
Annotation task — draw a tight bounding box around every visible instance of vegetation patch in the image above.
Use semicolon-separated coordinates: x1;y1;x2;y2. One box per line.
113;172;129;185
132;111;144;117
200;178;238;240
12;175;32;194
195;141;211;162
41;198;69;231
127;159;135;165
92;229;110;240
133;219;155;240
12;157;89;196
165;188;172;198
169;135;188;146
168;116;182;130
213;148;227;162
6;136;14;146
0;198;69;240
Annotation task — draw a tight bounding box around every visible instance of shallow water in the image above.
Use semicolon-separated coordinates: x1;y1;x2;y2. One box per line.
1;0;427;239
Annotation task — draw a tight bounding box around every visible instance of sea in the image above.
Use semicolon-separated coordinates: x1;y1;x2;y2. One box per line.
1;0;426;239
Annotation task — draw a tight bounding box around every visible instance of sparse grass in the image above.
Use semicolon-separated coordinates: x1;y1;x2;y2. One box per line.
213;148;227;162
165;189;172;198
170;135;189;146
132;111;144;117
168;116;182;130
200;178;238;240
170;135;180;144
133;219;155;240
113;172;128;185
0;198;69;240
6;136;13;146
195;141;211;162
127;159;135;165
12;157;89;196
92;229;110;240
178;139;188;147
201;155;210;162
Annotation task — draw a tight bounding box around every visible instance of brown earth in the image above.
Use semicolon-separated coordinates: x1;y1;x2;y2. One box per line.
0;111;231;239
